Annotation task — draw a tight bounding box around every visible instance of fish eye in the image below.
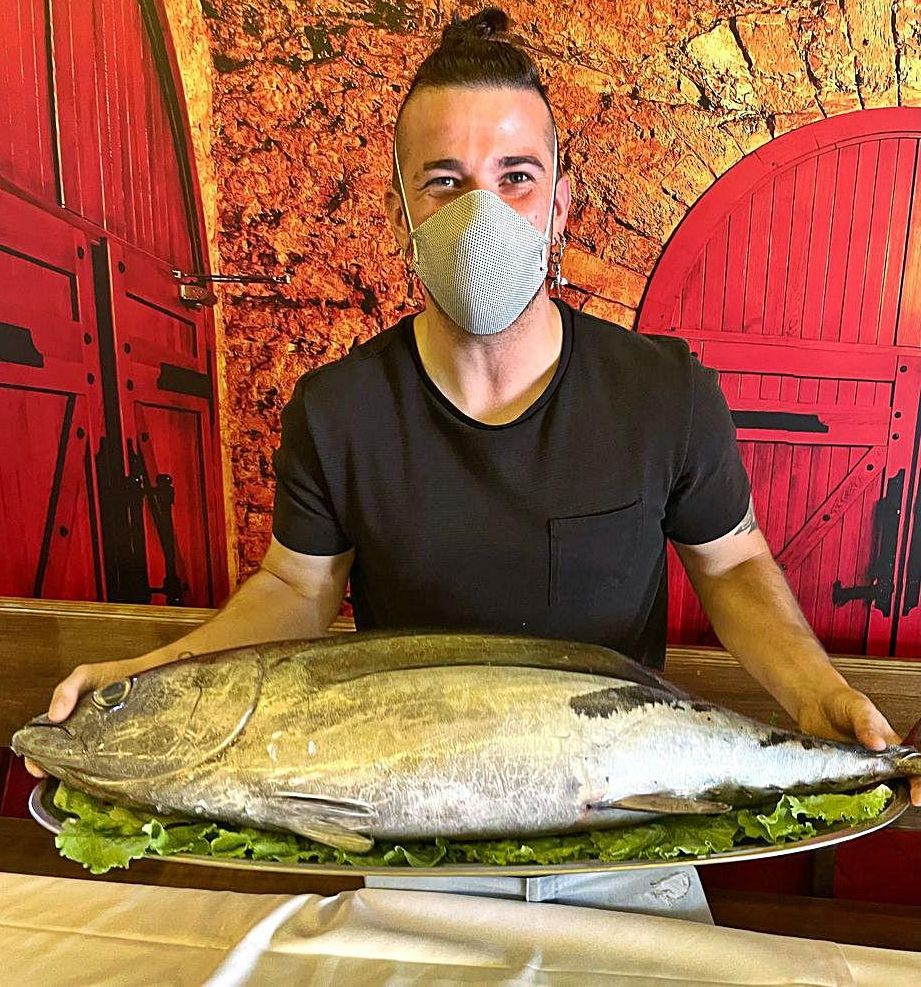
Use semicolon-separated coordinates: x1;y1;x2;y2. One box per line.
92;678;134;710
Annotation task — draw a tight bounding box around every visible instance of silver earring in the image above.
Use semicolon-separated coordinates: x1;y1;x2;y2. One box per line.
404;250;420;302
549;233;568;293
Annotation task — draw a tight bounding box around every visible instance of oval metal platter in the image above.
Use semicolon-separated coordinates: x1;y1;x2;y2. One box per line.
29;778;911;878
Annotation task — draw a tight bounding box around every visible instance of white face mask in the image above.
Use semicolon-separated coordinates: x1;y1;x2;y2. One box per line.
394;137;558;335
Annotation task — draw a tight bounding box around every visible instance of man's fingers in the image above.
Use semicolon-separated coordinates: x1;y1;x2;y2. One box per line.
848;695;898;751
910;779;921;809
48;665;92;722
24;757;48;779
848;697;919;805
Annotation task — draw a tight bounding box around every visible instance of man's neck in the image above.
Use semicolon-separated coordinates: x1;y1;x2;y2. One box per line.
412;292;564;425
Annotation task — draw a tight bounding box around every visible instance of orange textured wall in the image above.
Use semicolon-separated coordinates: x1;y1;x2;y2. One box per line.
190;1;921;578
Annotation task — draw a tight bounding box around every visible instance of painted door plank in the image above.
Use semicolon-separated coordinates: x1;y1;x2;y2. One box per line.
53;0;105;223
658;332;899;381
732;402;890;447
741;182;772;335
876;140;917;347
756;372;781;549
860;139;899;347
680;254;705;329
889;355;921;655
821;142;860;344
0;0;55;203
831;383;866;647
777;447;887;573
897;144;921;348
701;216;729;332
781;156;818;339
839;141;880;345
801;149;838;343
40;394;103;600
722;199;750;333
762;164;795;336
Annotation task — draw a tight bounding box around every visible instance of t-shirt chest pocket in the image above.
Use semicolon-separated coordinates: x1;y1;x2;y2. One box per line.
548;500;644;606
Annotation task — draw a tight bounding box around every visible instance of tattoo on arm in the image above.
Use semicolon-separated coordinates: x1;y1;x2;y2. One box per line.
731;498;759;536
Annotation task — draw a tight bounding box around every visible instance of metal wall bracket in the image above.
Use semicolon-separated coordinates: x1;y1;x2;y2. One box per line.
171;269;291;309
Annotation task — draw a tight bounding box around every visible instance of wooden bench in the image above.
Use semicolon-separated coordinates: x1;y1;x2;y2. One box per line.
1;596;919;949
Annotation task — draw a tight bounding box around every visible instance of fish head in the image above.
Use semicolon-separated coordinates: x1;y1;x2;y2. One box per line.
13;650;264;795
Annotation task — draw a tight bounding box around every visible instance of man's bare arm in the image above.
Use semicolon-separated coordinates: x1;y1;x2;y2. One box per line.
120;536;353;663
673;512;848;723
26;539;353;775
673;500;920;806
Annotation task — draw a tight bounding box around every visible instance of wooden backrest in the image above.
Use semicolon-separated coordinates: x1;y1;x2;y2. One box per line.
2;596;920;745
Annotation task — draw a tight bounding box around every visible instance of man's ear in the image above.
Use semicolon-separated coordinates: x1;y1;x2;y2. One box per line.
384;187;411;254
552;171;572;242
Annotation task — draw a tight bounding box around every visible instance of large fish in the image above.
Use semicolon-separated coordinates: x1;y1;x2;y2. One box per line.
13;633;921;851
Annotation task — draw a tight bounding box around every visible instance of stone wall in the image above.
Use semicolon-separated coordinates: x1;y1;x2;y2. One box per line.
185;1;921;578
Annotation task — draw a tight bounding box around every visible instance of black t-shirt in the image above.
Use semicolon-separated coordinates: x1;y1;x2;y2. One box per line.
272;300;750;668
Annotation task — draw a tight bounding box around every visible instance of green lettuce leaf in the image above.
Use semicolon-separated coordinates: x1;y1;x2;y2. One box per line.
642;813;741;859
53;784;146;834
737;800;817;843
55;819;150;874
296;842;339;865
46;781;894;875
396;842;448;868
144;820;215;857
209;831;253;858
246;829;302;862
590;823;667;862
785;784;892;825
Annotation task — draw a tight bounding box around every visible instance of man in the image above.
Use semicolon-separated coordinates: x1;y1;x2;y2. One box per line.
27;9;919;808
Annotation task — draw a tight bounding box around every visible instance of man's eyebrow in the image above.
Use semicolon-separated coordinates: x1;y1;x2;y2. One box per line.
498;155;545;172
418;155;547;173
420;157;465;173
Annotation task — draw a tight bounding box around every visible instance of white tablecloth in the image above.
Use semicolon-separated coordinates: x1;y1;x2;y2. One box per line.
2;873;918;985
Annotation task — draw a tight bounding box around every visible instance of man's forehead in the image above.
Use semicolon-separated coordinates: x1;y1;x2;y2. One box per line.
395;85;556;169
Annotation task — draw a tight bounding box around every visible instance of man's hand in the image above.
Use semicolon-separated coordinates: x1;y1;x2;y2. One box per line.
675;524;921;808
796;685;921;808
23;657;147;778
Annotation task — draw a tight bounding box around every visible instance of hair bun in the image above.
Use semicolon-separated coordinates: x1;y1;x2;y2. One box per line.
440;7;510;48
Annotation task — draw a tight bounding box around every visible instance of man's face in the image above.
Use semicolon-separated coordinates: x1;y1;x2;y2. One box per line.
386;86;570;254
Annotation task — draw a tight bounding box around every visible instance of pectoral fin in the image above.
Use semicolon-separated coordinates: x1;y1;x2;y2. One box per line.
266;790;378;852
274;791;377;819
285;818;375;853
612;794;732;815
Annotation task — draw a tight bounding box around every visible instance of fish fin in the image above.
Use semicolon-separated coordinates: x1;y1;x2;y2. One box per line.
274;791;377;819
290;818;375;853
266;791;378;852
611;794;732;815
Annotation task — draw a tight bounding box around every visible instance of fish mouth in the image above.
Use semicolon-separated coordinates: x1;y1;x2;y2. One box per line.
12;719;87;774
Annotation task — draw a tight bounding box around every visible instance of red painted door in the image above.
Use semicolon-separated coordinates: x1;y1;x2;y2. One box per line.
0;0;227;606
0;190;105;599
639;109;921;658
104;239;223;607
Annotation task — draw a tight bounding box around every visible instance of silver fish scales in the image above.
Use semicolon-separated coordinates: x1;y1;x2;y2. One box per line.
13;633;921;851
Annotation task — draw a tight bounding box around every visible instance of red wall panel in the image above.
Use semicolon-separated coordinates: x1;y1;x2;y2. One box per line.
640;109;921;657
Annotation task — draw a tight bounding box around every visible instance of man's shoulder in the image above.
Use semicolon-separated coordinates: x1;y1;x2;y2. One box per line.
570;305;694;378
290;318;411;409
